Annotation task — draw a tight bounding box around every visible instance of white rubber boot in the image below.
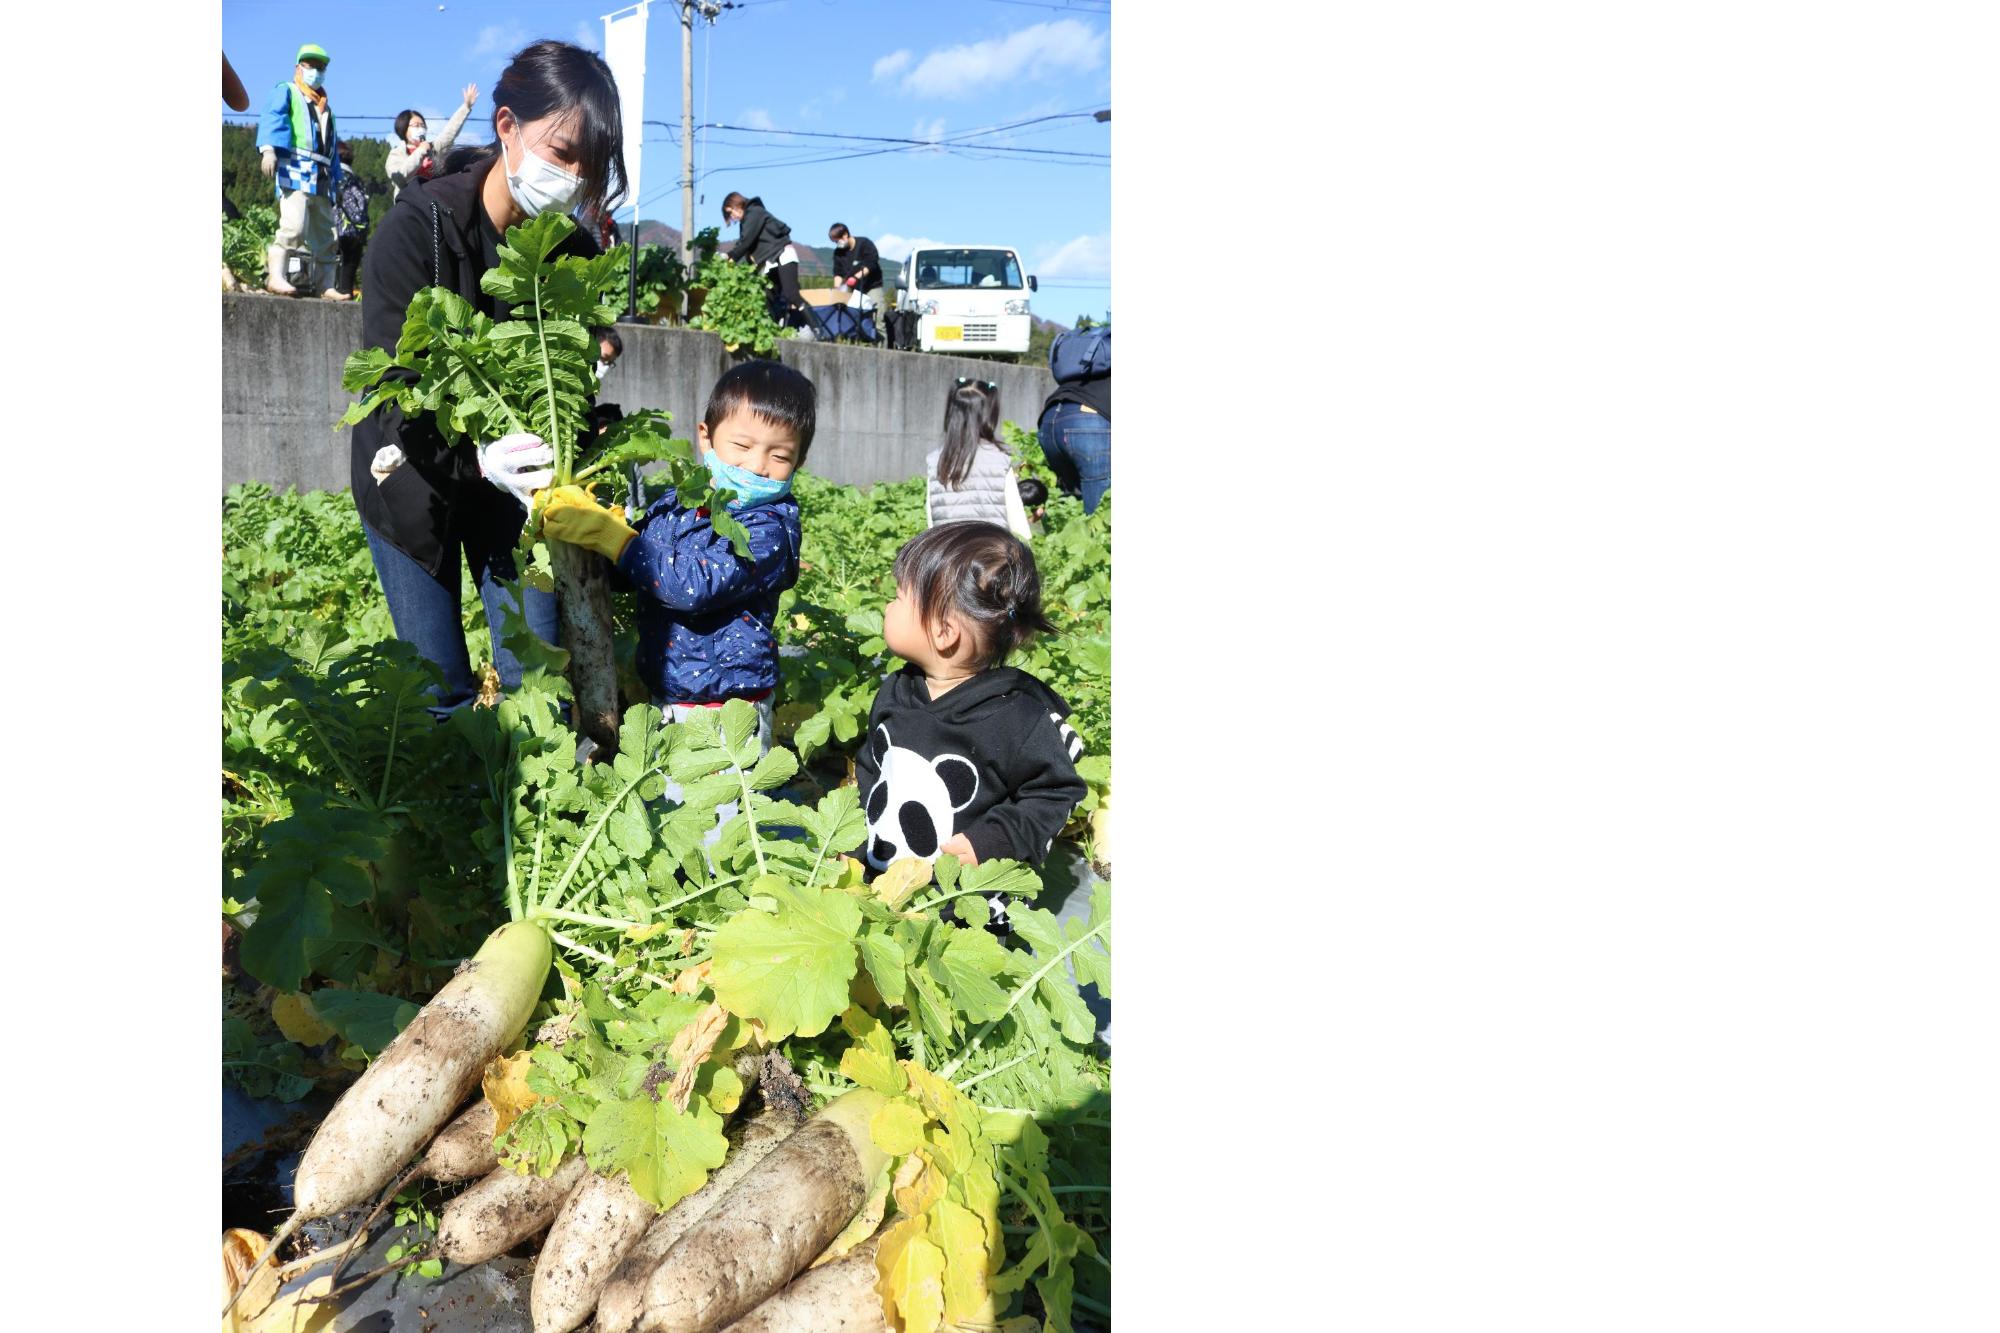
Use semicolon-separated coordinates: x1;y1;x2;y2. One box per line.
264;245;298;296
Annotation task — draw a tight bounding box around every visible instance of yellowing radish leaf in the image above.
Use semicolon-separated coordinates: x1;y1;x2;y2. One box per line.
482;1050;543;1140
876;1215;948;1333
874;857;932;908
893;1150;946;1218
840;1043;906;1097
271;993;334;1046
871;1098;930;1157
932;1197;998;1325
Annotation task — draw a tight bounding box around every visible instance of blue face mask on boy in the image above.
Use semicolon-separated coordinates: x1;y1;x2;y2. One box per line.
703;450;793;510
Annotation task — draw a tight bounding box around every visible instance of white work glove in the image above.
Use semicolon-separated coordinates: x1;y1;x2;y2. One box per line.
369;444;406;483
476;433;554;510
260;147;276;179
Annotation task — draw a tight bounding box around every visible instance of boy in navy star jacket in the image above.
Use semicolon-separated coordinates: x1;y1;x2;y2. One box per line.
543;361;814;745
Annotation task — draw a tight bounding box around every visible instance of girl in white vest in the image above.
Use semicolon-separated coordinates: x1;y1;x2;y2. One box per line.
925;378;1033;541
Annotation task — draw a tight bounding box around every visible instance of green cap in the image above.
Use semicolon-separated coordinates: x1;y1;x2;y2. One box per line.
295;43;330;67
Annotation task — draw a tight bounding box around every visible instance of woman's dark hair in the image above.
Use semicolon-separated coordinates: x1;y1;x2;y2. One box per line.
393;109;421;142
336;140;354;165
894;524;1054;670
440;41;627;219
935;383;994;489
721;191;749;219
590;324;623;357
703;360;817;465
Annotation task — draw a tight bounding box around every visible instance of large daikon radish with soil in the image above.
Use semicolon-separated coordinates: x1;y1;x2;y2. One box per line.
435;1154;589;1265
295;920;549;1218
530;1169;658;1333
717;1232;889;1333
634;1090;889;1333
595;1108;801;1333
225;920;551;1317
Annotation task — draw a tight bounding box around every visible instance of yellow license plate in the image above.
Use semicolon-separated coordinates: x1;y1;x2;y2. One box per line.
934;325;963;340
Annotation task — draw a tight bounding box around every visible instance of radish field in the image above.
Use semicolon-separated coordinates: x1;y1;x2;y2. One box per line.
221;421;1112;1331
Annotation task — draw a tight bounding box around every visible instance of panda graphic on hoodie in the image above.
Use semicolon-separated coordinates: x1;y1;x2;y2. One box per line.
854;663;1088;871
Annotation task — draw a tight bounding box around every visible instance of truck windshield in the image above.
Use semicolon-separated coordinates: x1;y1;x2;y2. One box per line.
912;249;1023;290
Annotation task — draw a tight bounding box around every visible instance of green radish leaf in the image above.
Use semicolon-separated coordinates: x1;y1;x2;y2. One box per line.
747;746;798;793
931;927;1013;1023
308;989;421;1056
317;858;376;909
709;882;862;1039
608;793;652;859
857;928;908;1007
959;858;1042;902
583;1091;729;1209
237;877;332;993
803;784;867;857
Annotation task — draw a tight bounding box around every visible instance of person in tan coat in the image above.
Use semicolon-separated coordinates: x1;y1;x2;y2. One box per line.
385;84;479;201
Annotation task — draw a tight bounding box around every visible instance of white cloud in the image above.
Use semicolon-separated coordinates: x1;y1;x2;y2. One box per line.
875;233;947;265
1032;234;1111;281
740;108;776;131
913;117;946;147
469;23;529;62
892;20;1105;99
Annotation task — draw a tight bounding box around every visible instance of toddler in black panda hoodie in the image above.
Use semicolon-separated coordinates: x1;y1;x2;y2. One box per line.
854;523;1087;879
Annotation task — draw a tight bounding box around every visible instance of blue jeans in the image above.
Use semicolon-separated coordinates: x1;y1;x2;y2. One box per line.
1037;404;1111;514
362;518;558;713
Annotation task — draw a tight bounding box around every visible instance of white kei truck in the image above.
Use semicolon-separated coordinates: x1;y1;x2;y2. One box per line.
899;245;1038;354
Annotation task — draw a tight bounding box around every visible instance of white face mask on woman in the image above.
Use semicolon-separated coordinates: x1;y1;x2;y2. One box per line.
407;124;428;144
499;121;585;218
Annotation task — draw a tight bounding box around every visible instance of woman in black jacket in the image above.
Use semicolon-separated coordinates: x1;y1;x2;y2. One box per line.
721;191;804;328
350;39;626;715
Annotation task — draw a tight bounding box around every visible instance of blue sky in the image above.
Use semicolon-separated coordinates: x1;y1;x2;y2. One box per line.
222;0;1111;326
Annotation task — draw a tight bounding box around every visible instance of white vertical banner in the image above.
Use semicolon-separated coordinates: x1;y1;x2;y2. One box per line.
602;3;648;228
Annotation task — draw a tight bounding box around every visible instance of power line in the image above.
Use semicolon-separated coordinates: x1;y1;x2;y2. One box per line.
634;108;1110;207
700;119;1108;157
968;0;1111;12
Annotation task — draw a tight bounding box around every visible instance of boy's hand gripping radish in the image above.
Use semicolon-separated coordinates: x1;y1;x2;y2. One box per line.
542;486;639;562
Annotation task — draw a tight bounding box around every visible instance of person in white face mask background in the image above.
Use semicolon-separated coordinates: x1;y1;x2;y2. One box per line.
348;40;628;717
385;85;479;203
255;43;344;298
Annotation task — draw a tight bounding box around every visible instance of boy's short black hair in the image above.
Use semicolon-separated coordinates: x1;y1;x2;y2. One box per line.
702;360;817;465
893;523;1055;671
828;222;850;240
590;324;623;357
336;140;354;164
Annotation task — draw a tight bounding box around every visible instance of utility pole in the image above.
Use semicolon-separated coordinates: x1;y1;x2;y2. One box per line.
680;1;694;293
679;2;722;317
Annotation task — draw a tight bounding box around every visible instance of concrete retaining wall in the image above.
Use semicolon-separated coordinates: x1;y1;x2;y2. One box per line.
220;294;1057;493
